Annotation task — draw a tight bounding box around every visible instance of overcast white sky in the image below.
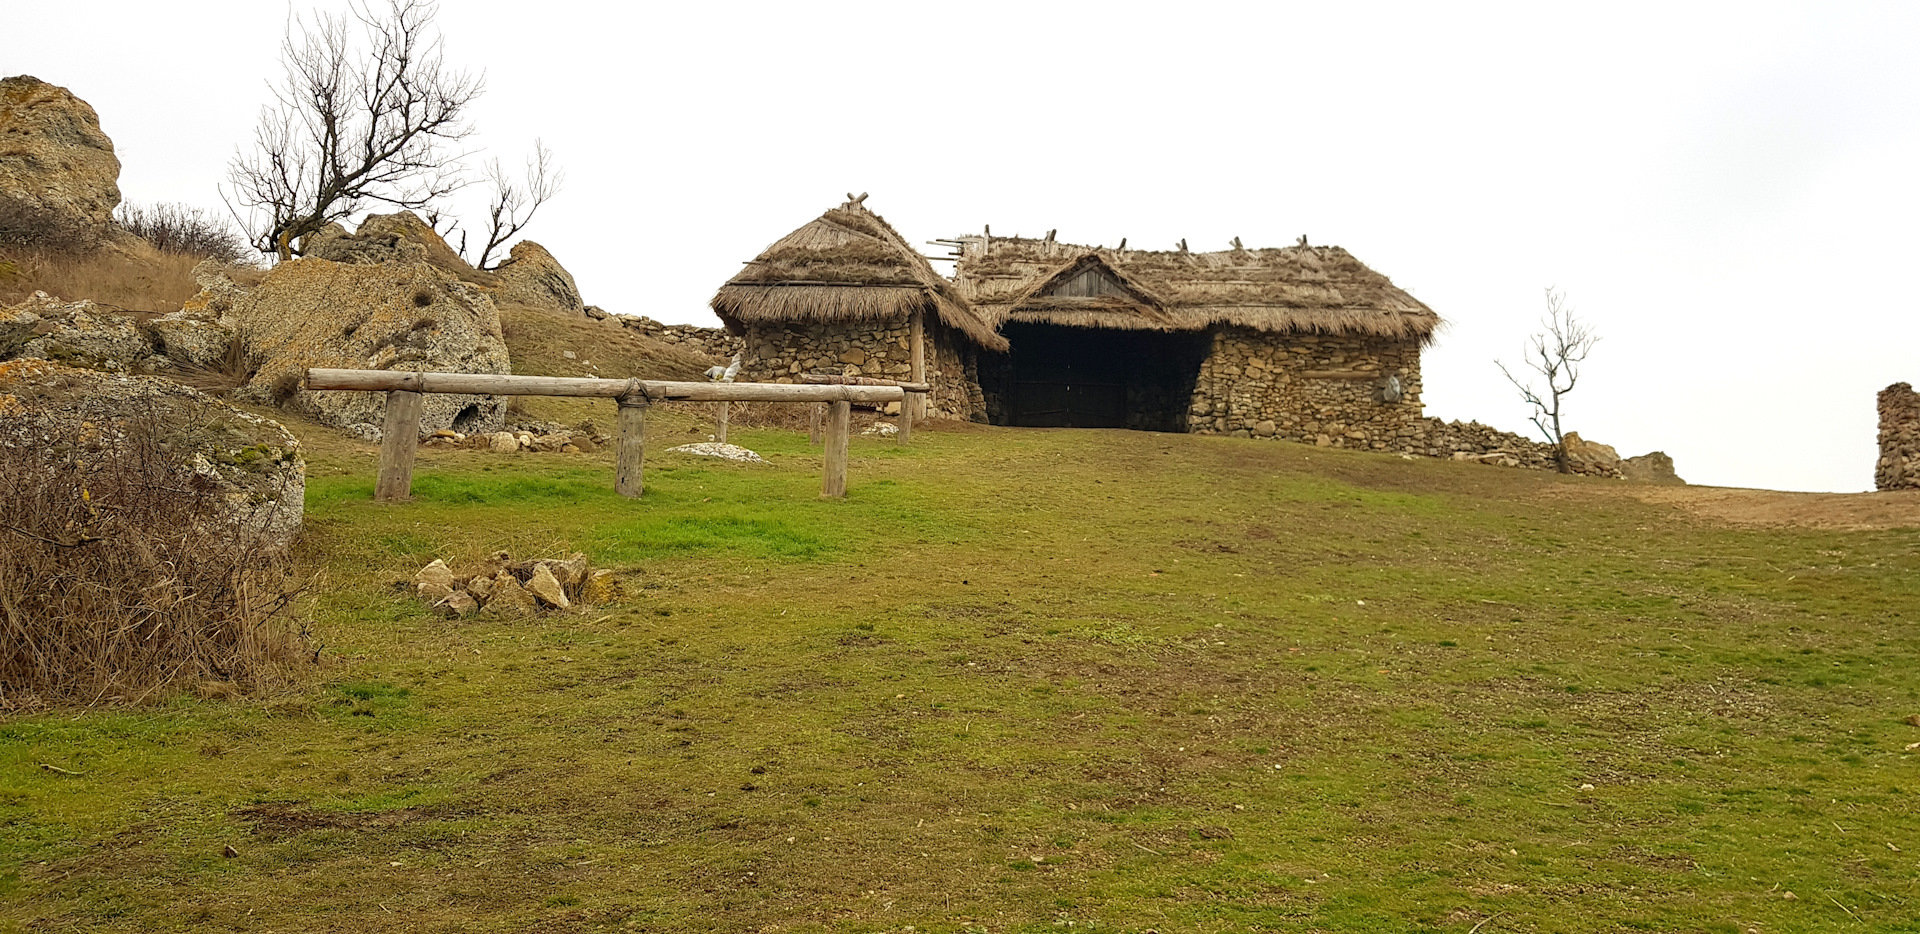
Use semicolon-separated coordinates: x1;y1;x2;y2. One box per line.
14;1;1918;492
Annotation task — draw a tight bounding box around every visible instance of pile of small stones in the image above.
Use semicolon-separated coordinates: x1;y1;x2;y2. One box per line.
412;551;622;618
420;420;612;454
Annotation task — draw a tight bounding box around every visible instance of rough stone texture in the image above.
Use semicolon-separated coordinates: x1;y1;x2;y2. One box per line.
1561;432;1627;479
222;258;510;436
147;308;234;369
0;76;121;242
577;569;622;605
1876;382;1920;491
666;442;769;464
302;212;479;282
1623;451;1685;485
438;590;478;618
480;573;538;618
735;314;984;420
490;241;583;314
0;358;304;550
414;558;455;591
525;564;571;609
1187;329;1427;447
3;291;164;372
613;314;740;359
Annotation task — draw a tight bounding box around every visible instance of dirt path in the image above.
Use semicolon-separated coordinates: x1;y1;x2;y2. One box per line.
1563;483;1920;530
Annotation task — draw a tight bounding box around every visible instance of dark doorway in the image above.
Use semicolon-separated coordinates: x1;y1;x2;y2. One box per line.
983;323;1211;431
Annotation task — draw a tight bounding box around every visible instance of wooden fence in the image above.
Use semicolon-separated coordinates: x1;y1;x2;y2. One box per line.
303;368;926;502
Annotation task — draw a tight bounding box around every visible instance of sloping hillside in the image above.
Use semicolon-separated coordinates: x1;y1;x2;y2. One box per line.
498;303;720;381
5;419;1919;932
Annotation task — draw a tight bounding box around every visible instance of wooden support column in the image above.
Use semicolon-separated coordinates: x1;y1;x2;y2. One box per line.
821;400;851;499
896;396;912;444
616;391;649;498
374;389;423;502
908;308;926;423
715;401;729;443
809;403;823;446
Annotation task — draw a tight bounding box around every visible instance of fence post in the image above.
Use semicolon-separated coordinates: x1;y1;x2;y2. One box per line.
822;400;851;498
715;401;729;444
809;402;823;446
375;389;424;502
897;393;913;444
616;390;649;498
909;308;926;423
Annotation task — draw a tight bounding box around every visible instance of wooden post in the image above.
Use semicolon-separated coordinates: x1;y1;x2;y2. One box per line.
809;402;823;446
616;391;648;498
822;400;850;499
374;390;423;502
896;403;912;444
716;401;729;444
909;308;927;424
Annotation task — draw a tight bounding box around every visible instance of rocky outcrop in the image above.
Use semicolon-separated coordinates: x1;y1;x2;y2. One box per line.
1623;451;1685;485
1561;432;1627;479
0;358;304;550
3;292;161;371
221;258;510;437
491;240;583;314
0;76;121;246
1877;383;1920;491
301;212;481;282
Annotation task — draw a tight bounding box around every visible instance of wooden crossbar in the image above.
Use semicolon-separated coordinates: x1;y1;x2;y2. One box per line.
301;368;918;503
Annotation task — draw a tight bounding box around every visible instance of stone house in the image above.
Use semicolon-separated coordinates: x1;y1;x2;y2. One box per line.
949;233;1441;448
710;197;1008;419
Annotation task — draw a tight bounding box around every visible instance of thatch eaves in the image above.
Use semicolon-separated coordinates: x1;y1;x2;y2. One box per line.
713;199;1008;352
954;235;1441;343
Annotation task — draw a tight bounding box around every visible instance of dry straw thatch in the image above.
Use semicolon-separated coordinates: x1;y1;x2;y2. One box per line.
955;235;1441;342
713;197;1008;351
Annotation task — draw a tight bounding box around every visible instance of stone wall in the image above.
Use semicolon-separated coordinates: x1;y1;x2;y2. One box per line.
1187;328;1427;448
599;311;740;360
736;314;984;420
1877;382;1920;491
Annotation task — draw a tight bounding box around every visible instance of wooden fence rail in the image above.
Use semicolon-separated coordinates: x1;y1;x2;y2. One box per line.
302;368;921;502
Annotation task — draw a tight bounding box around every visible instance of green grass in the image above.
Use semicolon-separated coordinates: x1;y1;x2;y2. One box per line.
5;409;1920;933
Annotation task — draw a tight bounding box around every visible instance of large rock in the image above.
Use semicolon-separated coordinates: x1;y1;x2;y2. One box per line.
222;258;510;436
301;211;484;283
1561;431;1626;479
1622;451;1685;485
0;76;121;245
490;240;584;314
0;358;304;551
3;291;165;372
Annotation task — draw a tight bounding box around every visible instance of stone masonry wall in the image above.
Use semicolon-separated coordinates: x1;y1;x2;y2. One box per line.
600;312;741;359
1876;382;1920;491
738;315;984;421
1188;328;1428;448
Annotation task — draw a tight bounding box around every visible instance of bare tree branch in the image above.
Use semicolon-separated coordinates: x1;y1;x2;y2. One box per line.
222;0;482;260
1496;287;1599;473
470;140;563;270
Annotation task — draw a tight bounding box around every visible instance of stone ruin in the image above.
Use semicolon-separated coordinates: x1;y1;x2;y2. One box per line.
1877;383;1920;491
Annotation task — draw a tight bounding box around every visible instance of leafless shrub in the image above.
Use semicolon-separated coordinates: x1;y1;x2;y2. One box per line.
170;338;263;397
0;196;92;252
0;402;311;710
114;202;250;261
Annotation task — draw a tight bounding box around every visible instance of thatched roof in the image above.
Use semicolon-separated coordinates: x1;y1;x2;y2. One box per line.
952;234;1441;342
712;198;1008;351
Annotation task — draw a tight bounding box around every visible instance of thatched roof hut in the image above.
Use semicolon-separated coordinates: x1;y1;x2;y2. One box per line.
712;197;1007;352
953;235;1440;343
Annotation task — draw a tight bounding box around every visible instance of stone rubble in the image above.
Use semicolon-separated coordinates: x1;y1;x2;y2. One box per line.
666;441;769;464
414;551;624;618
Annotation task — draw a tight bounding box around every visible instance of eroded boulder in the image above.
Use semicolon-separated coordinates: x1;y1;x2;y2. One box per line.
3;291;164;371
0;358;304;551
0;76;121;245
1623;451;1685;485
224;258;510;436
302;211;481;282
490;240;584;314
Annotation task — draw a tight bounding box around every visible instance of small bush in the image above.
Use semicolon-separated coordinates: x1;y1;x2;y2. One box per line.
0;399;310;710
113;202;250;262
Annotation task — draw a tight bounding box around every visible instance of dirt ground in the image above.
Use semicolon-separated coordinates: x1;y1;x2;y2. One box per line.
1558;482;1920;530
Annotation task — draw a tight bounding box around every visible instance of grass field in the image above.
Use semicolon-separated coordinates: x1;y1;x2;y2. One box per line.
4;405;1919;933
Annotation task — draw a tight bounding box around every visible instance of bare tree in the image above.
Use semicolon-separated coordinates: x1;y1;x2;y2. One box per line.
1496;287;1599;473
224;0;482;260
467;140;562;269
